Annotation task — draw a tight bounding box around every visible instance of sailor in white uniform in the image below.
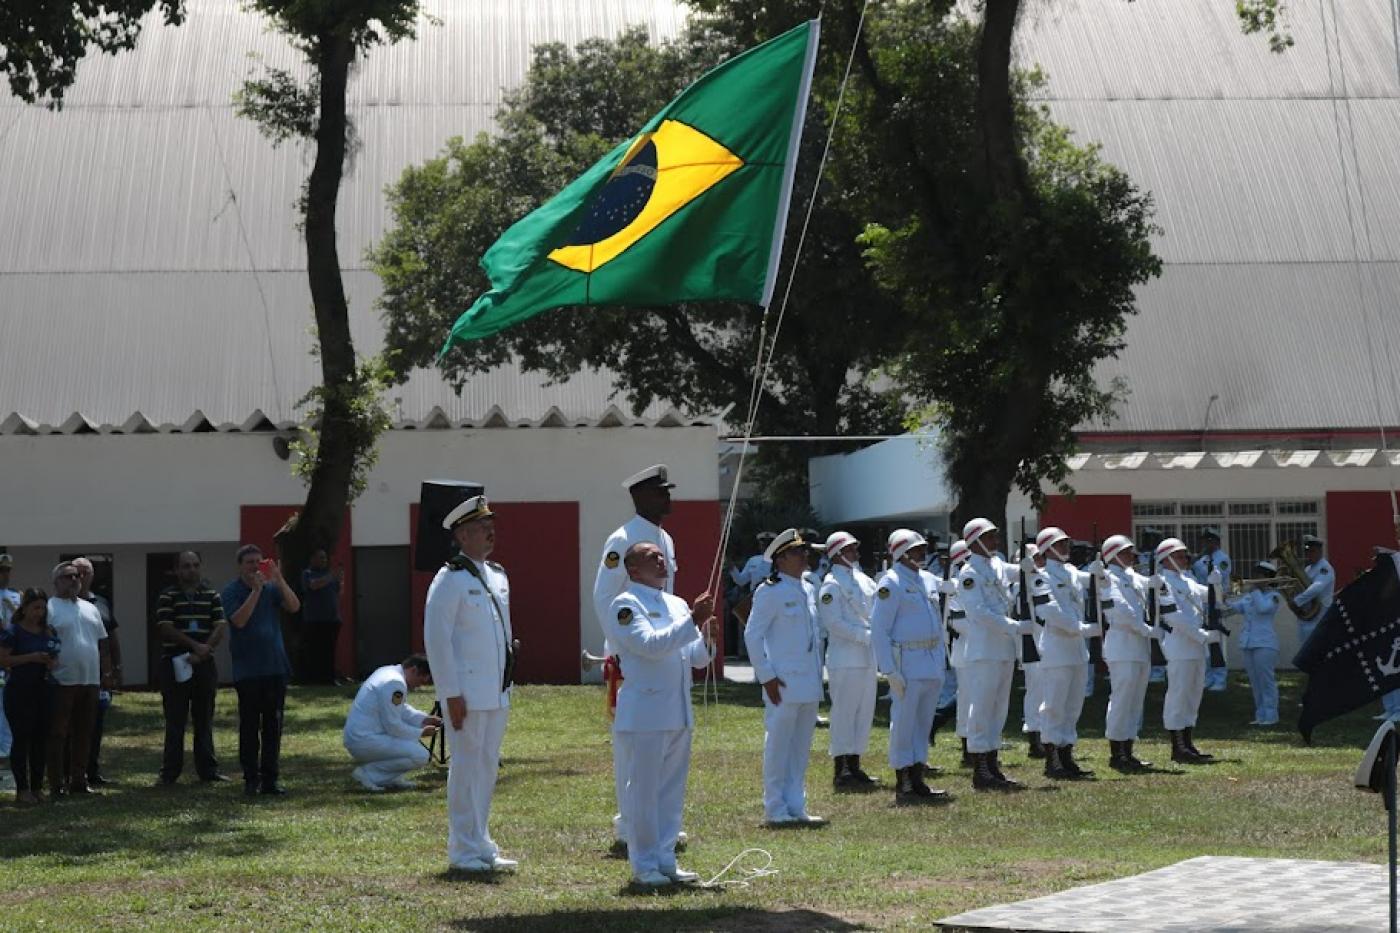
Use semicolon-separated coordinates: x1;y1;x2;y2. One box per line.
344;655;440;791
817;531;880;790
1099;535;1156;772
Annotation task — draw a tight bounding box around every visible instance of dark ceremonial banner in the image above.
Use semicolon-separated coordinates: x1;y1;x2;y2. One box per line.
1297;552;1400;741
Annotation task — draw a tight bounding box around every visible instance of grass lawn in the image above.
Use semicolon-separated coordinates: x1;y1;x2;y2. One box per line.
0;672;1388;930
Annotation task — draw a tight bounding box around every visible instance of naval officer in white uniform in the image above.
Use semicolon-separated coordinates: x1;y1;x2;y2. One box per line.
344;654;440;791
423;495;518;873
744;528;826;825
609;542;715;887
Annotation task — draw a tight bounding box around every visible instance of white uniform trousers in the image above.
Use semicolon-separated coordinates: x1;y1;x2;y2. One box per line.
445;707;508;866
1021;665;1043;732
611;722;630;843
1163;659;1206;731
616;728;691;877
1084;661;1096;697
346;734;430;787
1104;660;1149;741
954;673;969;738
827;667;877;757
937;668;958;710
964;660;1015;753
888;675;942;769
762;699;818;821
1241;648;1279;724
1037;663;1087;747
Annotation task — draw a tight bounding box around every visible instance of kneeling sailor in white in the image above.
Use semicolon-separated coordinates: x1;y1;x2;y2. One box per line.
344;654;440;791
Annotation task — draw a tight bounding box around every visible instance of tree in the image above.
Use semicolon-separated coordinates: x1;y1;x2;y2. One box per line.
233;0;424;582
698;0;1161;528
1;1;185;107
371;23;910;508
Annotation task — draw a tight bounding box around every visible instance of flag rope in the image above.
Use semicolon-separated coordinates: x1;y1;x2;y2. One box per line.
701;1;873;706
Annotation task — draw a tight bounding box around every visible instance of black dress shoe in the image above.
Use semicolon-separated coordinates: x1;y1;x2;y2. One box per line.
260;783;289;796
200;773;232;783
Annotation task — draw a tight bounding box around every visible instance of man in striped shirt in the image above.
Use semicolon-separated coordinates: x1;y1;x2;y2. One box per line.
155;551;228;785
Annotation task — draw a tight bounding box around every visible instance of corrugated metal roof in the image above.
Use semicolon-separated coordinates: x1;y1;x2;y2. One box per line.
0;0;692;429
1012;0;1400;433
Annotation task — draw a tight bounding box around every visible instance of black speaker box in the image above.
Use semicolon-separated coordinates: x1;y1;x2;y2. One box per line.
415;480;485;572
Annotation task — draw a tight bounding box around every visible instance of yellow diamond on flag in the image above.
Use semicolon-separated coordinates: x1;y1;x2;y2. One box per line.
548;119;744;274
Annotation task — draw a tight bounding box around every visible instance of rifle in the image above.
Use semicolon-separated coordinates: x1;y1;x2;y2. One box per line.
940;548;957;663
1018;517;1042;664
1148;547;1168;667
1204;553;1231;670
1086;523;1104;665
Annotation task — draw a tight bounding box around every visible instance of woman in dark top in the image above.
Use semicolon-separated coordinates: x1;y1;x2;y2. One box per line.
0;588;59;805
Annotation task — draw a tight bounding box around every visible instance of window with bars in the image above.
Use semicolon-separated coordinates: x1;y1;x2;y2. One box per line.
1132;500;1321;576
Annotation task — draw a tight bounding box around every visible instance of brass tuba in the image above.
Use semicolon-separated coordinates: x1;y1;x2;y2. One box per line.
1271;541;1321;621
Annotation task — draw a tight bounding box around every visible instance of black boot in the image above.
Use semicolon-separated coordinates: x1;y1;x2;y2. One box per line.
833;755;852;790
988;750;1022;790
1183;727;1215;761
1044;743;1069;779
1124;739;1153;771
909;762;950;802
1109;740;1132;773
1027;730;1046;760
895;767;919;804
849;754;878;786
1170;729;1204;764
1061;744;1094;779
971;753;1001;791
960;737;973;769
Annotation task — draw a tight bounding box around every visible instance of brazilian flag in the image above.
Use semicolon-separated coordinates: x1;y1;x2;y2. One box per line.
443;20;820;348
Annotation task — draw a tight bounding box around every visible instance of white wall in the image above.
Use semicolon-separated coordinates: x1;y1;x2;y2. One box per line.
1;426;719;680
808;435;954;524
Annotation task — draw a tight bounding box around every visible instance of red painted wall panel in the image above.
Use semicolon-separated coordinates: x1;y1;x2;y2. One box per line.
238;506;355;678
409;501;580;685
1038;494;1134;544
1326;491;1400;585
663;500;726;680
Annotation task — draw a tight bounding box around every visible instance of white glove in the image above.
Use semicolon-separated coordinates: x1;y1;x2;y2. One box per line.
1087;559;1105;577
1206;569;1222;587
1083;621;1103;638
937;578;959;596
1019;617;1038;635
1206;629;1222;645
887;671;907;699
1019;556;1037;576
1148;574;1165;590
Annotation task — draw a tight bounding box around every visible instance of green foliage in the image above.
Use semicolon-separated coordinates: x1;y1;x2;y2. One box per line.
241;0;424;55
0;0;185;107
371;22;911;500
1237;0;1295;53
289;354;394;499
233;62;319;145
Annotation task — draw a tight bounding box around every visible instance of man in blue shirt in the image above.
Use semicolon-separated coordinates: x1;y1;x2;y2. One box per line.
299;548;344;685
222;544;301;797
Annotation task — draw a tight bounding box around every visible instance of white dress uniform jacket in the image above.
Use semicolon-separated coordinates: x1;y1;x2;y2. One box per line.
344;664;430;743
1039;560;1097;667
1102;566;1155;663
956;554;1022;662
1226;589;1283;651
1296;559;1335;617
423;557;513;711
609;584;712;732
1157;570;1214;662
744;575;823;702
593;515;676;656
870;563;945;680
818;564;876;670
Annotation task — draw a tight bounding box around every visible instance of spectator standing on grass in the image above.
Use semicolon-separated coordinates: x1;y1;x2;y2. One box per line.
0;553;21;768
222;545;300;797
46;561;111;797
300;548;344;685
155;551;229;785
0;589;58;805
73;557;120;786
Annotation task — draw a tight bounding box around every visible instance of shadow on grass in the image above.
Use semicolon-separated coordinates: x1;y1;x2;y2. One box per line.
449;906;868;932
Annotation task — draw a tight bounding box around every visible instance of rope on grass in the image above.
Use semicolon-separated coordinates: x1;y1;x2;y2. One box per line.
697;847;780;889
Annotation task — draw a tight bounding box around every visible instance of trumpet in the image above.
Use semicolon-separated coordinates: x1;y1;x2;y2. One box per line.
1229;576;1302;596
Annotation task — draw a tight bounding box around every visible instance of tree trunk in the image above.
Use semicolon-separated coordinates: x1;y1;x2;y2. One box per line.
976;0;1028;210
274;33;358;588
